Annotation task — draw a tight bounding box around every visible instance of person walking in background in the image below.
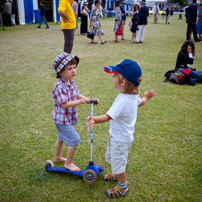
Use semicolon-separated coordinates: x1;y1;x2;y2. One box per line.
186;0;200;41
196;3;202;41
178;7;183;20
134;0;149;44
80;0;89;35
37;1;49;29
89;0;106;44
131;2;140;42
120;0;126;40
92;0;104;34
153;2;159;24
165;4;173;24
3;0;12;27
72;0;78;29
114;1;122;43
58;0;76;53
10;0;15;26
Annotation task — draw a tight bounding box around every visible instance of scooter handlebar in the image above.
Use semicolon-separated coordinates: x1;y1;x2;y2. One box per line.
90;99;97;104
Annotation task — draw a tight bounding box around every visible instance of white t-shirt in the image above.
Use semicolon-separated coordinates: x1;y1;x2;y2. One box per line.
107;93;142;142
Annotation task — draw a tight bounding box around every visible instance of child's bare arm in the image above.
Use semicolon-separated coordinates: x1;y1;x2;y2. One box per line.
61;96;90;109
92;114;111;123
86;114;111;132
138;89;156;107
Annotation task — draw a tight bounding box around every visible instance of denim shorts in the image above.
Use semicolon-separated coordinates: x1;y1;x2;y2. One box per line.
55;123;81;147
105;135;132;175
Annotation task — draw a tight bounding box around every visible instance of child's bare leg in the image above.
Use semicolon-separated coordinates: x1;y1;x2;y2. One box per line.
54;140;66;163
64;144;81;172
118;171;127;184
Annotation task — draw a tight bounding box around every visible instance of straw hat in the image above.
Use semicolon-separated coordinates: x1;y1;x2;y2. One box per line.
133;2;140;8
83;0;88;5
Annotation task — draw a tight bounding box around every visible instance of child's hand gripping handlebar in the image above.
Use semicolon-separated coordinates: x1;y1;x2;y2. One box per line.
86;99;98;133
90;99;98;105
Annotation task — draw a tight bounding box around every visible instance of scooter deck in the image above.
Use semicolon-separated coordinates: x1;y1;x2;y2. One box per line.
45;165;84;176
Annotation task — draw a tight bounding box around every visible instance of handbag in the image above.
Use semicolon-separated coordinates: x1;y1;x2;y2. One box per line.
82;8;88;16
87;32;94;40
115;25;122;35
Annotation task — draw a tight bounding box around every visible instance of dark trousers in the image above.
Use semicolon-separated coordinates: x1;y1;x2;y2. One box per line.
38;16;49;28
63;29;75;54
186;22;199;41
3;13;11;27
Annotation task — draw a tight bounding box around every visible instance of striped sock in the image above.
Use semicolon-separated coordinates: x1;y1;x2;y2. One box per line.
118;181;127;190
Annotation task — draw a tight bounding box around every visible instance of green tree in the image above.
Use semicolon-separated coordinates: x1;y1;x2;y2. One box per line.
169;0;188;7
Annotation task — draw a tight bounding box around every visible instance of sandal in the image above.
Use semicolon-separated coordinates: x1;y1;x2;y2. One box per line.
106;185;128;198
101;41;107;44
91;41;97;44
103;174;118;182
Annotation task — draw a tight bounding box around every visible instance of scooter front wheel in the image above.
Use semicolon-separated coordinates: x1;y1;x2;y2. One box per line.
95;162;104;174
83;169;98;184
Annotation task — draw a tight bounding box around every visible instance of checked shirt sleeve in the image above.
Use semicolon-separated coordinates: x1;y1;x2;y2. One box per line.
53;85;69;106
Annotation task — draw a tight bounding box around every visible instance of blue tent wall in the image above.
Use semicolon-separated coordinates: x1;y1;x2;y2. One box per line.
56;0;60;22
24;0;34;24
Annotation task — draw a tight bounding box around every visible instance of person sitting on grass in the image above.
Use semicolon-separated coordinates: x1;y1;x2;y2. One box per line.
175;40;202;83
86;59;156;198
52;52;99;171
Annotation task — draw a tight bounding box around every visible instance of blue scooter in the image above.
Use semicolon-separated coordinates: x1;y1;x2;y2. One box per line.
45;100;104;184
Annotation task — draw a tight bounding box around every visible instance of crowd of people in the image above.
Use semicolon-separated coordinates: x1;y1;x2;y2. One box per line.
1;0;202;44
62;0;202;47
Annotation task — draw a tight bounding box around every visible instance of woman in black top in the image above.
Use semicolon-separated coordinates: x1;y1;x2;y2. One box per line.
131;3;140;42
175;40;202;83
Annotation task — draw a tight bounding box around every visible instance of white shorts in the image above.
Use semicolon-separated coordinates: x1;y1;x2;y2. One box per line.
105;136;132;175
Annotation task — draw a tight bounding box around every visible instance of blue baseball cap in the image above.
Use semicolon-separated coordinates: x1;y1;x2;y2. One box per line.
104;59;142;86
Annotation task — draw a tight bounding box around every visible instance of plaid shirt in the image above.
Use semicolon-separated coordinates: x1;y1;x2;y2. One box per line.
52;77;80;125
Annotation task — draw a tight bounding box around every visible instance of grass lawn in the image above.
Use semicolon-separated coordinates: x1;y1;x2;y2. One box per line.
0;14;202;201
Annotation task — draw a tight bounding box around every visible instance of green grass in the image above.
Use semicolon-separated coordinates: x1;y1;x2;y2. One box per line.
0;15;202;201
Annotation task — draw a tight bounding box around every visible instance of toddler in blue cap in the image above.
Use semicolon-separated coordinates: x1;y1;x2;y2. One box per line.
86;59;156;198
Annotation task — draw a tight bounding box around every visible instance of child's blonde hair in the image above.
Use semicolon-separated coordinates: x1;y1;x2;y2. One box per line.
116;73;142;94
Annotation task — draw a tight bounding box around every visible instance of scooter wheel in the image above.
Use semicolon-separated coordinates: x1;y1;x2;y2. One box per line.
95;162;104;174
45;160;54;171
83;169;98;184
